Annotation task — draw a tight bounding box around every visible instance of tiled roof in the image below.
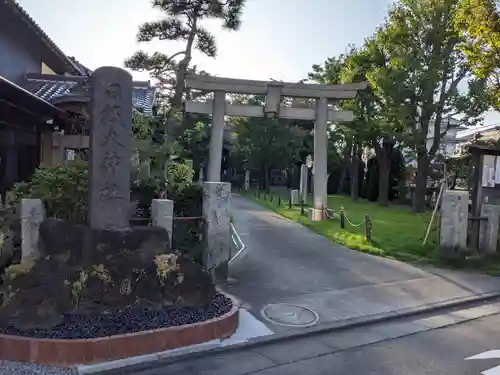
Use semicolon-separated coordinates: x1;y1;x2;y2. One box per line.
23;78;82;102
6;0;85;75
23;76;156;116
131;85;156;116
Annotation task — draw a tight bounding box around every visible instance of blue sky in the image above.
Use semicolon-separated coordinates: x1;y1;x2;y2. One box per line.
17;0;500;125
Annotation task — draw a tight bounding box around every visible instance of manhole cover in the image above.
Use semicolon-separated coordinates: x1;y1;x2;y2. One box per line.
260;304;320;327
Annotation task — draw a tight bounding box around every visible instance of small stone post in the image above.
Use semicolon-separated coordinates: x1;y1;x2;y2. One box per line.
479;204;500;253
290;189;299;205
244;169;250;191
151;199;174;243
203;181;231;281
88;66;133;230
20;198;45;260
440;190;468;254
198;167;205;185
299;164;308;204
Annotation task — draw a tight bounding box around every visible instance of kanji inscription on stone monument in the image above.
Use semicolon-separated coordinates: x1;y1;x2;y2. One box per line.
89;67;132;230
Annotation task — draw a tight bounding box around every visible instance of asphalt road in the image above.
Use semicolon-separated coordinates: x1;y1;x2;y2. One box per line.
135;304;500;375
225;196;500;332
248;311;500;375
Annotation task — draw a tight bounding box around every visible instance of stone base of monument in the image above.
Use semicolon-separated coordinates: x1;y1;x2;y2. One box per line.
308;208;324;221
0;218;238;366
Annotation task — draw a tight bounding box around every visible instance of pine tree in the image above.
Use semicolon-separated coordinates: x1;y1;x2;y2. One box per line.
125;0;246;120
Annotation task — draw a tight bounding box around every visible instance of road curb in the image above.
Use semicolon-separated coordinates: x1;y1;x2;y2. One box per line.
76;290;500;374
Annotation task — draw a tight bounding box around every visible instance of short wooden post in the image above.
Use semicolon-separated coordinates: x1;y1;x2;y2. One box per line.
322;204;327;220
365;214;372;241
340;206;345;229
300;200;305;216
288;191;292;209
278;196;281;206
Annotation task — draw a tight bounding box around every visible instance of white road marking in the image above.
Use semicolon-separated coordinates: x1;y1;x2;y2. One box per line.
465;351;500;375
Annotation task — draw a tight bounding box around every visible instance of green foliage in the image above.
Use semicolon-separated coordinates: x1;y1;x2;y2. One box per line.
131;160;195;200
132;111;153;140
455;0;500;110
10;162;89;224
309;0;491;210
167;162;195;193
176;121;210;167
231;95;307;171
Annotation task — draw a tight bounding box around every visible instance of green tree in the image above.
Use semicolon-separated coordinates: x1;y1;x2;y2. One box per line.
125;0;246;127
342;40;409;205
455;0;500;109
231;97;306;190
176;121;210;174
370;0;488;212
308;50;374;201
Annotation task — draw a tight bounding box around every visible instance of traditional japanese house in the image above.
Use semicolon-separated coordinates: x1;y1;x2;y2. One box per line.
0;0;156;198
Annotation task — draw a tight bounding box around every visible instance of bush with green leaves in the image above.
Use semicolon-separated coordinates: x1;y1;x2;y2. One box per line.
167;162;194;193
10;162;89;224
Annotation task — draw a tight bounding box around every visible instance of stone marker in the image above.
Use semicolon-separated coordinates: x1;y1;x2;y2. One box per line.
244;169;250;191
290;189;299;205
20;198;45;260
152;199;174;241
88;66;133;230
479;204;500;253
198;167;205;185
203;182;231;279
440;190;468;255
299;164;308;203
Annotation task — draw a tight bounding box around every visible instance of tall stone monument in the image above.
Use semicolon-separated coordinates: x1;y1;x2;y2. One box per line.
88;67;133;230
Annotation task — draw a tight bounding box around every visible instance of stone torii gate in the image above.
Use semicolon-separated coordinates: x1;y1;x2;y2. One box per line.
184;74;366;221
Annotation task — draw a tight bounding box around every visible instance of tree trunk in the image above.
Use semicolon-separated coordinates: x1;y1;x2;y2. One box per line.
338;142;351;194
378;162;390;206
413;150;428;213
375;140;394;206
337;166;347;194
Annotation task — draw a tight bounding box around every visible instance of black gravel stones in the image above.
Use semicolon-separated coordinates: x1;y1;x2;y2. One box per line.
0;293;233;339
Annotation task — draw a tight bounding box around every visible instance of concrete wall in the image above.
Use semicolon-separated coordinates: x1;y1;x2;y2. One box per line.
0;31;41;83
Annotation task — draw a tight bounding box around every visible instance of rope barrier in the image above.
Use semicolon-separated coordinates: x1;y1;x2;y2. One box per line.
343;213;366;228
